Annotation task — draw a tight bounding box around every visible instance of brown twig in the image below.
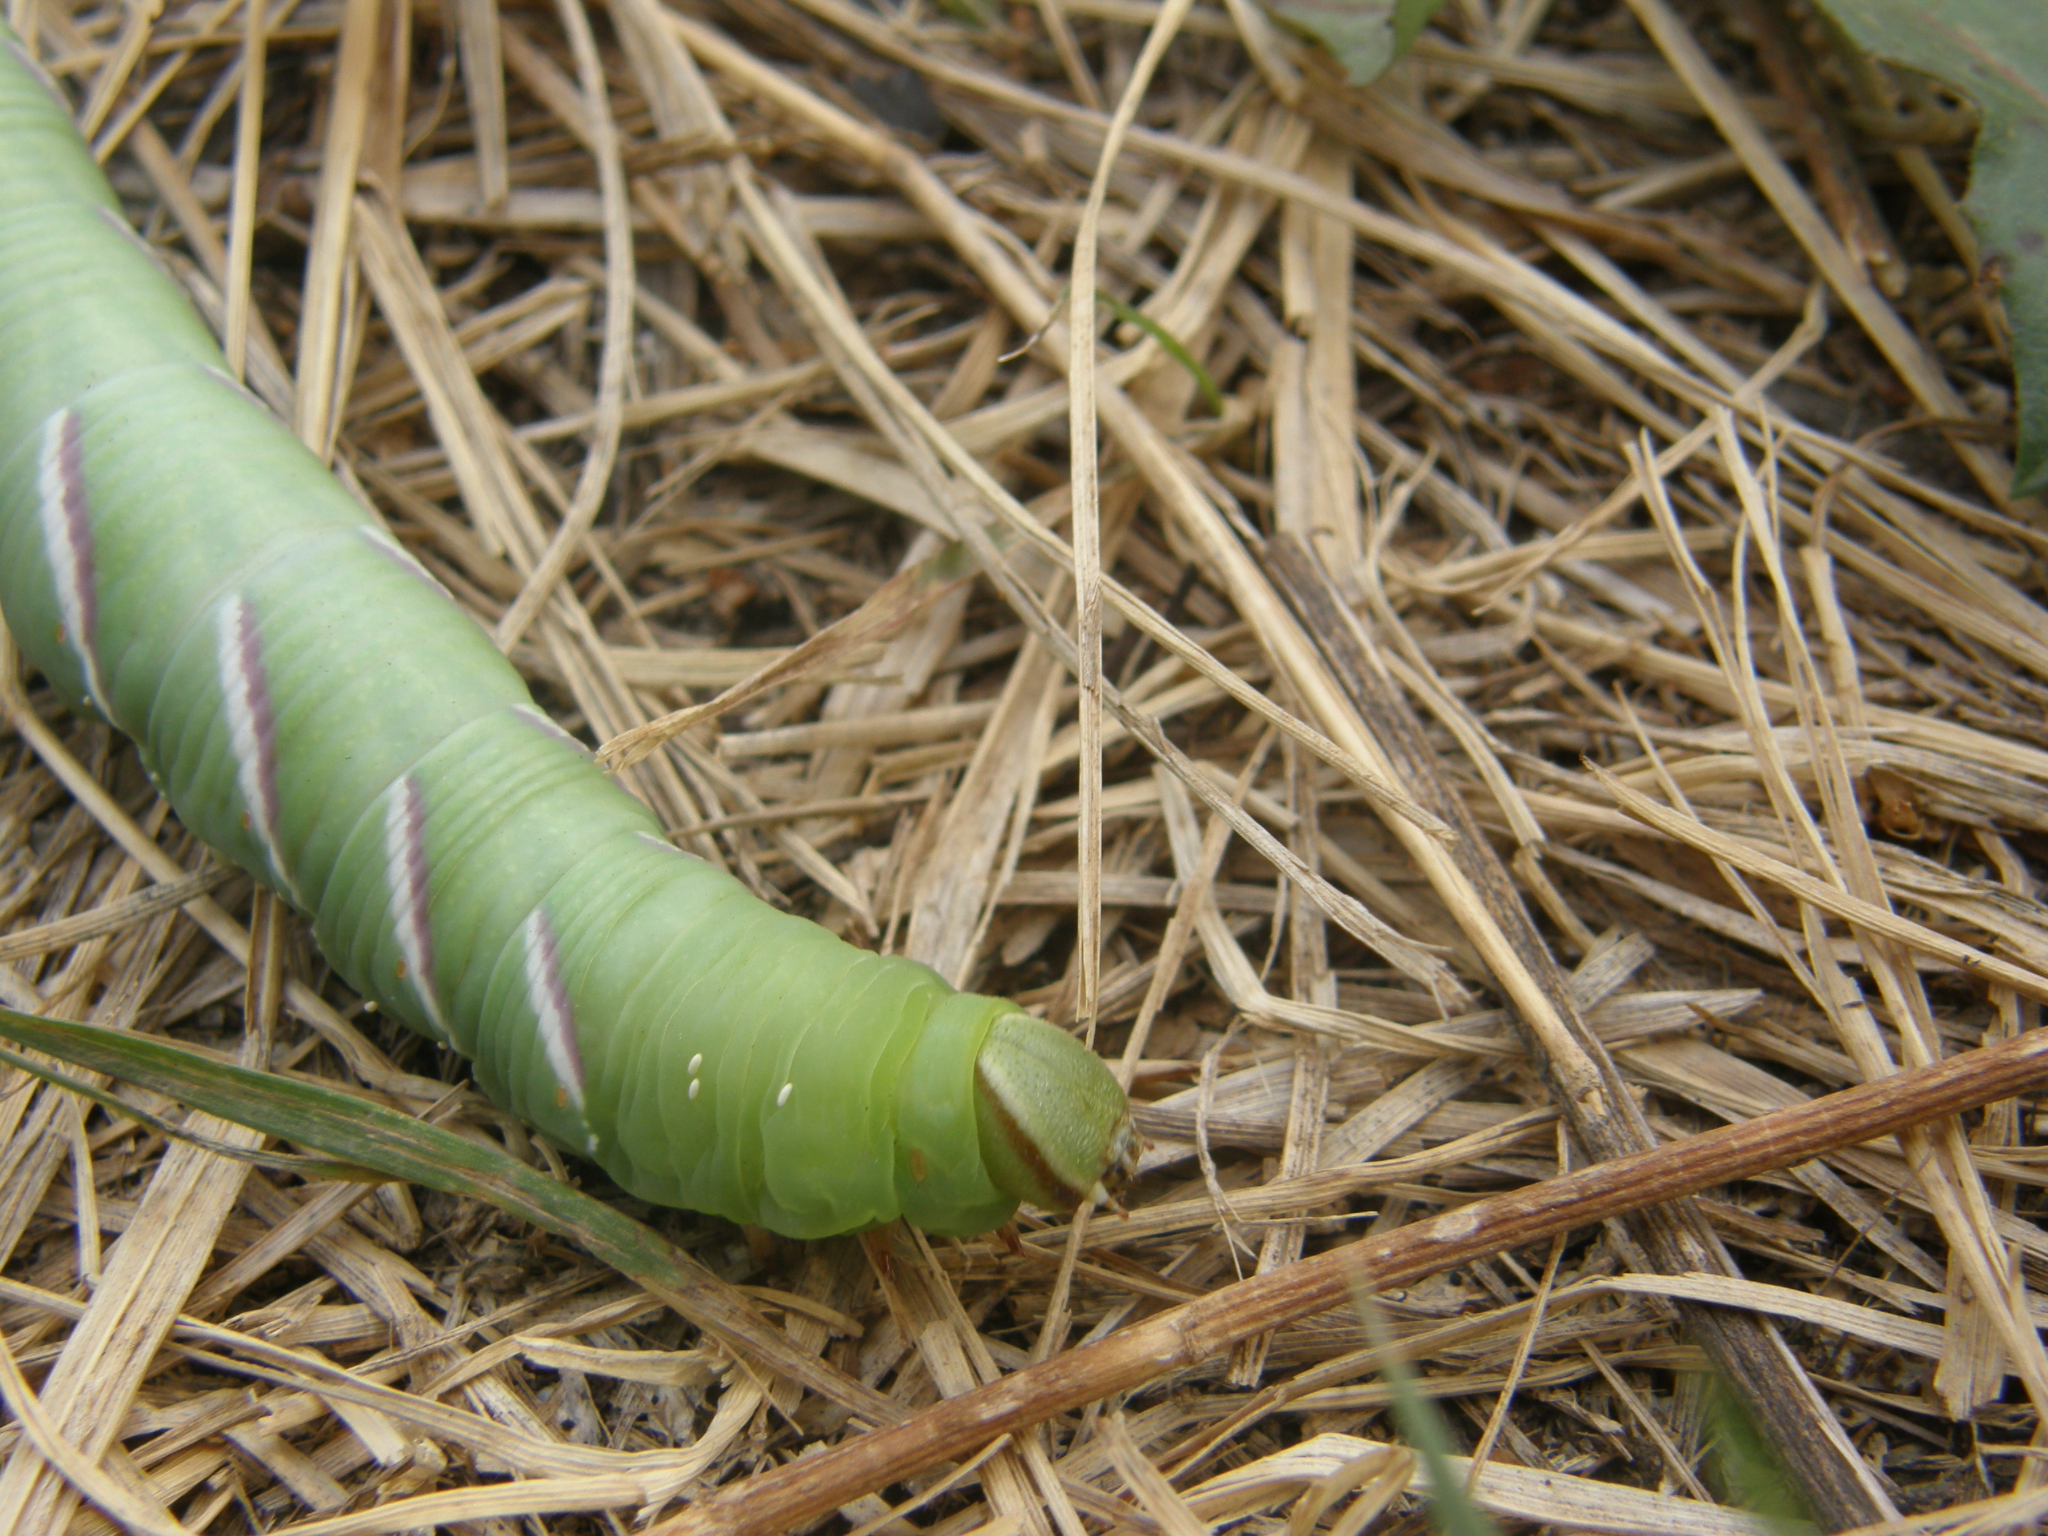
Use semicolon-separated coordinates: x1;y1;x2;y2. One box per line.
652;1023;2048;1536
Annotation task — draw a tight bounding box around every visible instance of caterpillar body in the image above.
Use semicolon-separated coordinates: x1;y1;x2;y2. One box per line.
0;23;1134;1238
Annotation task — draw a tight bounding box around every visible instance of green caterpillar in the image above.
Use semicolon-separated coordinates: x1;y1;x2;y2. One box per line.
0;22;1133;1239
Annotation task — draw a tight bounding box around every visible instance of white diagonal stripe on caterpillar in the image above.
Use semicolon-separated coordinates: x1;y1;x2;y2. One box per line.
636;830;706;863
4;36;66;108
357;524;455;601
215;593;295;902
95;203;175;275
383;774;448;1041
521;907;592;1146
511;703;591;756
36;410;105;712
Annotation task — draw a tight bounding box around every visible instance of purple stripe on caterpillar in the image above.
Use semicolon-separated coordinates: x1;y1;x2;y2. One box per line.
4;37;68;110
511;702;592;756
200;364;266;412
384;774;448;1041
635;830;705;862
357;524;455;602
95;205;173;276
215;593;293;900
521;907;595;1150
35;410;104;712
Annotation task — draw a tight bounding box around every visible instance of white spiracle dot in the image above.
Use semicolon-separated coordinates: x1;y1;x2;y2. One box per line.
776;1082;793;1107
688;1053;703;1075
688;1078;700;1100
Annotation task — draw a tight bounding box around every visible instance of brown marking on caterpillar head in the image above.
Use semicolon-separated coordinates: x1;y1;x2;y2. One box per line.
910;1148;928;1184
975;1057;1088;1210
972;1014;1136;1216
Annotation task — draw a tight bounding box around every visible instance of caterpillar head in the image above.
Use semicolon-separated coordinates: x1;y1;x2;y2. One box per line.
973;1013;1138;1215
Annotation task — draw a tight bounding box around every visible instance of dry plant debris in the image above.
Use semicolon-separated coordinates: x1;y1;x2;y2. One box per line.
0;0;2043;1530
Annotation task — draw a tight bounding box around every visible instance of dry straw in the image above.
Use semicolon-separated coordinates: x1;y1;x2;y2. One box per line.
0;0;2041;1531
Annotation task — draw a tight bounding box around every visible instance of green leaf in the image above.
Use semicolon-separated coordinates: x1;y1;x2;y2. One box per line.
1705;1373;1820;1536
1805;0;2048;498
0;1006;899;1423
1261;0;1448;85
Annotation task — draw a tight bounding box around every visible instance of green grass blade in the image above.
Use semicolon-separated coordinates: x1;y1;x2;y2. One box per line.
1353;1286;1500;1536
0;1042;384;1181
1095;289;1226;414
0;1006;898;1422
